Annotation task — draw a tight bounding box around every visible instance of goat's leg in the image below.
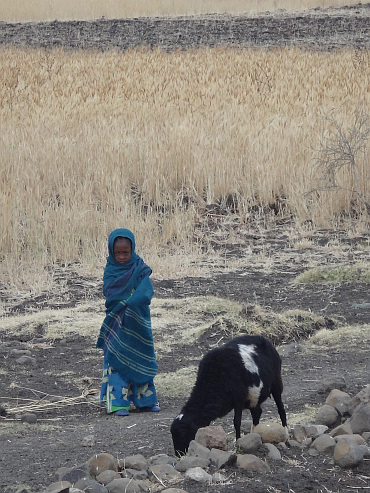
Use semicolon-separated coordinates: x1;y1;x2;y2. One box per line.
271;382;287;427
233;405;243;440
250;405;262;429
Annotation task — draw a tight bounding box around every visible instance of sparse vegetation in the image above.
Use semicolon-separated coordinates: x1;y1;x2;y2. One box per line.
294;261;370;284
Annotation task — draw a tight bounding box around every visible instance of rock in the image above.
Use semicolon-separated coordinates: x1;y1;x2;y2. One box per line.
334;434;366;446
237;432;262;453
175;456;210;472
160;490;188;493
148;454;175;466
287;439;304;449
315;404;339;427
209;448;237;469
359;445;370;458
292;424;328;443
333;440;364;469
184;466;212;483
43;482;71;493
350;402;370;434
122;454;148;472
105;478;142;493
56;465;87;484
195;425;227;450
74;478;108;493
87;453;119;478
187;440;211;459
124;469;148;480
277;343;300;358
348;385;370;415
10;348;32;357
150;464;182;481
253;422;287;443
96;470;121;485
325;389;351;415
0;405;6;416
329;422;353;437
82;435;96;447
236;454;270;472
318;376;346;393
15;355;37;366
20;413;37;424
262;443;282;460
310;435;336;455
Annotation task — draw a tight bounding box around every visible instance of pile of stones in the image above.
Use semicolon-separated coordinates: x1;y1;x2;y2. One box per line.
41;382;370;493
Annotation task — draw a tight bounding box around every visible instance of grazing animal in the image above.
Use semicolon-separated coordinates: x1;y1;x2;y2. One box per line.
171;334;287;455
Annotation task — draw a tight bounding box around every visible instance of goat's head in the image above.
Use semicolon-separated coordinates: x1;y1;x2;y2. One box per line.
170;413;198;457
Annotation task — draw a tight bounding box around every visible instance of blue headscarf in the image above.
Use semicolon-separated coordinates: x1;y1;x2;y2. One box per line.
103;228;142;297
97;228;157;384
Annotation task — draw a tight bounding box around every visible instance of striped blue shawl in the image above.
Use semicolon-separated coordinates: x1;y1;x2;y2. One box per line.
96;229;158;384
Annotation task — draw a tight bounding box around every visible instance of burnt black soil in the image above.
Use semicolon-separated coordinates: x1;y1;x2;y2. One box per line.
0;5;370;493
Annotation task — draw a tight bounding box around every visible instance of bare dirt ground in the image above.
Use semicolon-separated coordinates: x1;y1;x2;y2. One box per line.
0;4;370;493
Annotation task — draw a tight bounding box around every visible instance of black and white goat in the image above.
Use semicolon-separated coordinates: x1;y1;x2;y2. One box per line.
171;334;287;455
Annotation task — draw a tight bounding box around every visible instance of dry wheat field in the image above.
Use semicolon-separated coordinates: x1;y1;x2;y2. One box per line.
0;3;369;292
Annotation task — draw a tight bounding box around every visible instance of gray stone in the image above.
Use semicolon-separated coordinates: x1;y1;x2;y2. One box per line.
10;348;32;357
105;478;142;493
96;470;121;485
184;467;212;483
310;435;336;455
350;402;370;434
333;440;364;469
124;469;148;481
329;422;353;437
359;445;370;459
237;432;262;453
292;424;328;443
160;490;188;493
15;355;36;365
43;482;71;493
122;454;148;472
56;465;87;484
187;440;211;459
75;478;108;493
175;456;210;472
277;343;300;358
315;404;339;427
262;443;282;460
325;389;351;416
334;434;366;446
209;448;237;469
240;419;253;434
348;385;370;415
150;464;182;481
82;435;96;447
195;425;227;450
318;376;346;394
236;454;270;473
20;413;37;424
148;454;175;466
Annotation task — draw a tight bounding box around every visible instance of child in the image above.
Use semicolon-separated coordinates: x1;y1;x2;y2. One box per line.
96;228;160;416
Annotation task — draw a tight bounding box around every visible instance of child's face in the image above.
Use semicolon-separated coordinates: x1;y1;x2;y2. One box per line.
113;238;132;264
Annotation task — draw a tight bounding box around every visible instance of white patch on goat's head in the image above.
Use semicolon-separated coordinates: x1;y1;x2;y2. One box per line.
176;413;183;421
247;380;263;408
238;344;259;374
